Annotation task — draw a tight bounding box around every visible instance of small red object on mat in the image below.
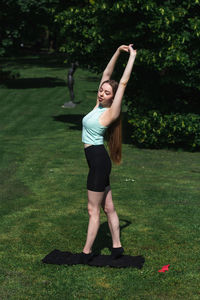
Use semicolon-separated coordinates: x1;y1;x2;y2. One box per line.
158;264;170;272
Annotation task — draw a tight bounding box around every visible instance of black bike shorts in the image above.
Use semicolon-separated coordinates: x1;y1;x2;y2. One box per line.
84;144;112;192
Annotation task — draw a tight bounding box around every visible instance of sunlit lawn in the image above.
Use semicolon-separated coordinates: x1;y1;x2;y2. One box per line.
0;53;200;299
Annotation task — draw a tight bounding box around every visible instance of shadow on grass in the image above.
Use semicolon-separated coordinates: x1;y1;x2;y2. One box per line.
3;77;66;89
52;114;83;130
52;111;133;144
92;219;131;255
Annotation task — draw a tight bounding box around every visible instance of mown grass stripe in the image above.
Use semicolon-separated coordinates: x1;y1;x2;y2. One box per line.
0;54;200;299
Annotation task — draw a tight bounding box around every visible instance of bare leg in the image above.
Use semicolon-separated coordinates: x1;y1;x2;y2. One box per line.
101;186;122;248
82;190;104;254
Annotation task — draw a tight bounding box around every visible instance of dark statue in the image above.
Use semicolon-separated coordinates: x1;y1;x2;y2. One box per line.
62;62;79;108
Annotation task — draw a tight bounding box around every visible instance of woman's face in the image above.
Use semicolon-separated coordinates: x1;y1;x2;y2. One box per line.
98;83;113;107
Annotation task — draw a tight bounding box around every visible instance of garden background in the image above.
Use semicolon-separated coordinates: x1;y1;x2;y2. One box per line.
0;1;200;299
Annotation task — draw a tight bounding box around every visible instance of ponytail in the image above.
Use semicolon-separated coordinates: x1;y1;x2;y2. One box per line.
101;79;122;164
106;114;122;164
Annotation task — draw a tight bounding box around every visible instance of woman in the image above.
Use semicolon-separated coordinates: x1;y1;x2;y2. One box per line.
81;44;137;263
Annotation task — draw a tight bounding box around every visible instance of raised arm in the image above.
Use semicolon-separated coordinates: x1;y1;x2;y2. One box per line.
95;45;130;107
109;44;137;120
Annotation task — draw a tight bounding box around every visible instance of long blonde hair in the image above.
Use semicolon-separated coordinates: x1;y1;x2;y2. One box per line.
102;80;122;164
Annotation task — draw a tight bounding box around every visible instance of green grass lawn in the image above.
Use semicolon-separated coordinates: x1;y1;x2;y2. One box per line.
0;53;200;300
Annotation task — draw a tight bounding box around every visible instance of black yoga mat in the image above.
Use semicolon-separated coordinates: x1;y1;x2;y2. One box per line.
42;249;145;269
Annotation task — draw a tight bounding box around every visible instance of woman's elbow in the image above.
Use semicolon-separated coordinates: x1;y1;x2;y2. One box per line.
119;80;128;87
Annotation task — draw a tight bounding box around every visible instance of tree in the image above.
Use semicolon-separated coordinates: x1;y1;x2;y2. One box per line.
55;0;200;114
0;0;76;56
0;0;22;56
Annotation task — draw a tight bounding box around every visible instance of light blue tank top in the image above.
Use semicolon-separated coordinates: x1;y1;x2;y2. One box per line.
82;105;108;145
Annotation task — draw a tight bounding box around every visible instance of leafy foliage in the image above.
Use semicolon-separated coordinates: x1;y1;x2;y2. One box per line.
128;110;200;150
0;0;75;55
56;0;200;85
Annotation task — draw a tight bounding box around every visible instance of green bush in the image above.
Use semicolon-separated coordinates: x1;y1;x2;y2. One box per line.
128;110;200;150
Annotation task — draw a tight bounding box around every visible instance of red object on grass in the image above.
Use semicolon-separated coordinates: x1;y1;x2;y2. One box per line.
158;264;170;272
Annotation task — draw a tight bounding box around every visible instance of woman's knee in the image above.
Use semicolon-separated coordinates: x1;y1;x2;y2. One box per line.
103;204;115;215
87;204;100;217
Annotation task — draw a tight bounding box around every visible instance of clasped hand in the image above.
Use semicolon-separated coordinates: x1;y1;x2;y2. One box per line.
118;44;137;56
